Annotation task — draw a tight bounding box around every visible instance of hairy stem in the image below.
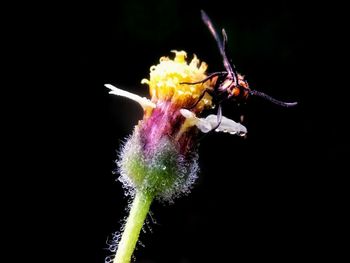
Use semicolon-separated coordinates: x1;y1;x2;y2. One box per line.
114;191;153;263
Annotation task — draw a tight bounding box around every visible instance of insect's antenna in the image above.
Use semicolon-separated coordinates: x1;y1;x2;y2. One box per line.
249;90;298;107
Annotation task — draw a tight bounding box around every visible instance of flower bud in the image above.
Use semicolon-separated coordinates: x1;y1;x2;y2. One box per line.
118;126;199;202
107;51;247;202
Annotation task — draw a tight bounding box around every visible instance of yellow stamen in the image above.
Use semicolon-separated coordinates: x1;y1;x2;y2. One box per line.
141;50;213;112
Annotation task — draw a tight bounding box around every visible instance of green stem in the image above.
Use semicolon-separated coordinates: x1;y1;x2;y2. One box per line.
114;191;154;263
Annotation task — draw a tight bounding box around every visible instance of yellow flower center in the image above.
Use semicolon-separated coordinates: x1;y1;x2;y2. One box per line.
141;50;213;112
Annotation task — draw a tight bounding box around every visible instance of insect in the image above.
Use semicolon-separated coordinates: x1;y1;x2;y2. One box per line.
182;10;297;127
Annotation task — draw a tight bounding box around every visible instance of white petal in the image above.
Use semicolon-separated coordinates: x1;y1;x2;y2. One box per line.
204;115;247;135
105;84;156;109
196;118;213;133
179;109;205;129
179;108;195;119
179;109;246;135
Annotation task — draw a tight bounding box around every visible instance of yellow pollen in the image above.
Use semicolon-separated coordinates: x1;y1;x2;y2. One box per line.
141;50;213;112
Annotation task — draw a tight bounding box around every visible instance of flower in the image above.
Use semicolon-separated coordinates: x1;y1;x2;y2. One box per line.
106;50;246;202
141;50;212;113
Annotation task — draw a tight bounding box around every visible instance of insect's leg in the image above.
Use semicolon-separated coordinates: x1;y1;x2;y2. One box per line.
180;71;226;85
196;101;224;142
211;104;222;131
182;72;225;110
188;88;214;110
197;103;223;142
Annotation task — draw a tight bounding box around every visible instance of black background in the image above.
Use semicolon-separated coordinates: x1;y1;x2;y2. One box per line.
9;1;348;262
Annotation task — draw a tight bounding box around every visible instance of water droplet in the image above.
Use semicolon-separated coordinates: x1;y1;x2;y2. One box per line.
105;255;115;263
145;218;153;233
149;211;157;225
162;165;167;170
138;240;145;248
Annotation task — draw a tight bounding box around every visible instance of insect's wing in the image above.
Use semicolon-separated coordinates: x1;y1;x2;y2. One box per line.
221;28;238;84
201;10;235;80
201;10;222;49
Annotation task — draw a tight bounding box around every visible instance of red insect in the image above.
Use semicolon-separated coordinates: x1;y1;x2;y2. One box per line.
182;10;297;125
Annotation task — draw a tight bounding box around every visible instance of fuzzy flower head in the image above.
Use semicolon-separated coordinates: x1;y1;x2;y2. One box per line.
106;51;246;202
141;50;213;113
